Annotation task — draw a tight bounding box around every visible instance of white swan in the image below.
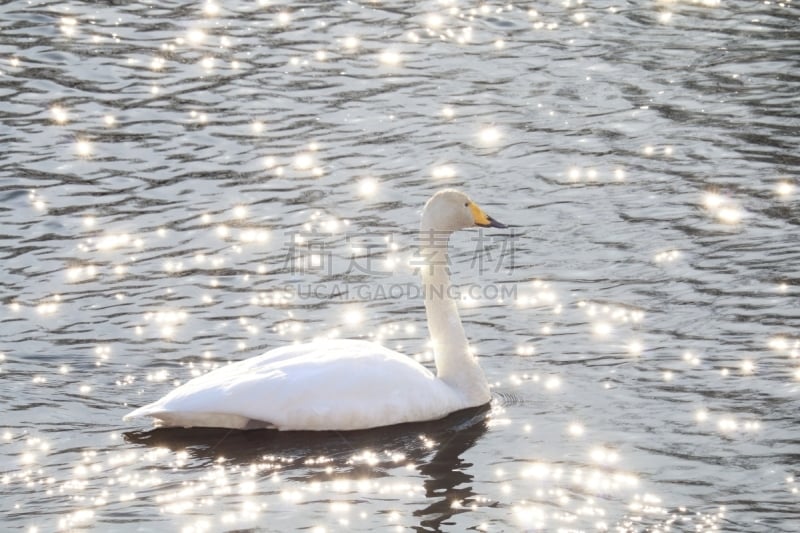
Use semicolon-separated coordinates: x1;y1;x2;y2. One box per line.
124;189;507;431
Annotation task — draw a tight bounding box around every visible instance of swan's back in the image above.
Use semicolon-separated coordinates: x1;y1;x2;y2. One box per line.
125;340;466;431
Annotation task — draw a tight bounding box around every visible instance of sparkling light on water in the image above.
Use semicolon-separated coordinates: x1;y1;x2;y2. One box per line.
592;322;613;337
276;11;292;26
627;340;643;356
478;126;501;145
238;229;270;244
251;121;265;134
654;250;681;263
150;56;165;71
568;423;585;437
76;139;92;157
431;164;456;179
293;152;315;170
51;105;68;124
343;309;364;326
186;28;206;45
716;206;742;224
2;4;795;533
358;177;378;198
379;50;402;66
425;13;444;29
60;17;77;37
203;1;220;17
342;36;360;51
682;351;701;366
703;192;743;224
201;56;215;71
776;181;795;197
96;233;131;251
516;344;535;356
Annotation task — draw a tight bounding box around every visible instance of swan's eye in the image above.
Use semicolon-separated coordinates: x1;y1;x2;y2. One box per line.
464;202;470;207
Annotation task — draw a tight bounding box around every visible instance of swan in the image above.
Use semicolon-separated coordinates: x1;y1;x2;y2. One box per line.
124;189;507;431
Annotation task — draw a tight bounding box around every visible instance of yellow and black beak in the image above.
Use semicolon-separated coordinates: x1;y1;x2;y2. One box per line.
470;202;508;229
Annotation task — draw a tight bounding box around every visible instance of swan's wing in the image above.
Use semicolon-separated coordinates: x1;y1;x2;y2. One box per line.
124;342;317;427
126;340;461;431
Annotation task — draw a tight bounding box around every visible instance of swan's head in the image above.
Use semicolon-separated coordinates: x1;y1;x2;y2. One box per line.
422;189;507;233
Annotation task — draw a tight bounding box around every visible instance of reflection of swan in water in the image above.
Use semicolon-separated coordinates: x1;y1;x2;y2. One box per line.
126;406;492;531
124;403;490;471
125;189;507;431
413;408;494;532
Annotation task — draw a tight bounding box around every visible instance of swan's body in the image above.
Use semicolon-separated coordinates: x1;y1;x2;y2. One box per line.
126;340;465;431
125;189;507;431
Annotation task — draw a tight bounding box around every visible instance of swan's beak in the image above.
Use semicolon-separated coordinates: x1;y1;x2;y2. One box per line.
470;202;508;229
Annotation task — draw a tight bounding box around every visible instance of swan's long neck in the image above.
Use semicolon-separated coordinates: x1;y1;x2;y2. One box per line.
419;219;490;405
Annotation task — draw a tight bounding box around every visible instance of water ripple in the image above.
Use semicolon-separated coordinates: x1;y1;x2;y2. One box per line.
1;0;798;531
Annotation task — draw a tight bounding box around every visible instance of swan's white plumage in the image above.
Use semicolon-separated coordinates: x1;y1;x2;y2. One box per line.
125;189;506;431
125;339;463;431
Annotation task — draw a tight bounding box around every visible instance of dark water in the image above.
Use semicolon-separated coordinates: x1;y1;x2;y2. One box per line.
1;1;799;531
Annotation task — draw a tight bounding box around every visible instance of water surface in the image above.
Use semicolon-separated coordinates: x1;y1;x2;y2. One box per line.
1;1;799;531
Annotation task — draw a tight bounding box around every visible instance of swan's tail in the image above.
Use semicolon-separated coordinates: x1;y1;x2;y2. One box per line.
124;405;272;430
123;402;159;421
